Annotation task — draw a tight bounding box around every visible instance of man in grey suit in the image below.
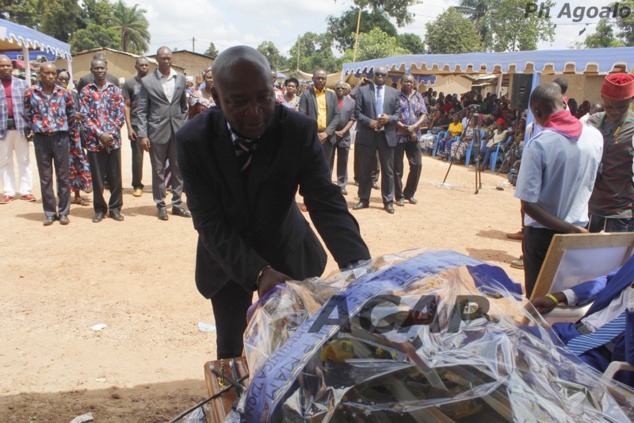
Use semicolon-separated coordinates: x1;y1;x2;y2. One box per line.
353;66;401;214
298;68;340;166
137;46;191;221
333;81;355;195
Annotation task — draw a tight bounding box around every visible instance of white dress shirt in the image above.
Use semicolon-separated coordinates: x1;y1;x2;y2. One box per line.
160;68;177;103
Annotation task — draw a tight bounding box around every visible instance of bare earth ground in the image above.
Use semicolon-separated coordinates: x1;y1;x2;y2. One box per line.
0;133;524;422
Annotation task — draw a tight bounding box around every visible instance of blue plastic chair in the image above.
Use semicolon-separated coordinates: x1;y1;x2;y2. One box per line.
489;135;513;171
432;131;447;157
465;129;485;167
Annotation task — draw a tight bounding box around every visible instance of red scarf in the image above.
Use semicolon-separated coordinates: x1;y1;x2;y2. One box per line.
542;110;582;141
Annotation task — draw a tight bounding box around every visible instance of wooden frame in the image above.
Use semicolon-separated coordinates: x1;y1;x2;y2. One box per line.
531;233;634;300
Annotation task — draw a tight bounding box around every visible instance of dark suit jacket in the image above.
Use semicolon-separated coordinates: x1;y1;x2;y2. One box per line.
136;69;188;144
177;104;370;299
354;83;401;147
336;96;356;149
298;87;340;145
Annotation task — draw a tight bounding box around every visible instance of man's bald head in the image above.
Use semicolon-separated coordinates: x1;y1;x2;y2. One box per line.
0;55;12;80
529;82;564;125
211;46;275;139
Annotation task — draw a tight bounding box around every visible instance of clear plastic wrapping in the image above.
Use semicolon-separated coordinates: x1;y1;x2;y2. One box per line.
239;249;634;422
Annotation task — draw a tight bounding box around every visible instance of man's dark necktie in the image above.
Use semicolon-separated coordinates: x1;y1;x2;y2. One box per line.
234;138;257;172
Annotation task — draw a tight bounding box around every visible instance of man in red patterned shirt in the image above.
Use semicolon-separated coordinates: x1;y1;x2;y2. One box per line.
24;62;77;226
80;58;126;223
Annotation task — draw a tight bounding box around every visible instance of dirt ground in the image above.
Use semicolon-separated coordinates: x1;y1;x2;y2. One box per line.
0;134;524;422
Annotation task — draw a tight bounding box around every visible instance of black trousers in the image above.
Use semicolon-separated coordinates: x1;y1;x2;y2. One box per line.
330;143;350;188
354;147;379;183
88;148;123;214
394;141;422;200
210;281;254;359
321;140;334;172
130;125;144;190
522;226;557;298
33;132;70;218
356;133;395;205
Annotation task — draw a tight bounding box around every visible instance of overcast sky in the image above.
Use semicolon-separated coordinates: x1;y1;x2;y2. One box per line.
124;0;617;60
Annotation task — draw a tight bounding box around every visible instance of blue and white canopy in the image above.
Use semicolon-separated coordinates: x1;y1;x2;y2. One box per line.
342;47;634;76
0;18;72;60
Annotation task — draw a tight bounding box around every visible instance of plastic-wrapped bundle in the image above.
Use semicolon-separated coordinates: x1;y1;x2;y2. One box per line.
240;249;634;422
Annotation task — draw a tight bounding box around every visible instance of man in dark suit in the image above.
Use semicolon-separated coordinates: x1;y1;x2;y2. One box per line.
353;66;401;214
137;46;191;221
177;46;371;359
530;255;634;386
333;81;355;195
298;68;340;166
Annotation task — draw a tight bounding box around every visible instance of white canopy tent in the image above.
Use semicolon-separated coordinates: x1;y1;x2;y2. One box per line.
0;18;73;80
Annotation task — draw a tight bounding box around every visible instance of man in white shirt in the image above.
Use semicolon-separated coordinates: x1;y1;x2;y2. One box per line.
137;47;190;221
515;82;603;297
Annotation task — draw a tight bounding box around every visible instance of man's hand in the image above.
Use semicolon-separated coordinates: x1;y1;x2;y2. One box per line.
257;267;291;298
531;296;558;314
377;114;390;126
369;120;381;130
128;127;137;141
139;137;150;152
571;226;589;234
99;132;115;148
317;132;329;144
335;130;345;139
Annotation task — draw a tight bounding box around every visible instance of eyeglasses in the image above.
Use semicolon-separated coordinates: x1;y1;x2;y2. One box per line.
375;72;387;77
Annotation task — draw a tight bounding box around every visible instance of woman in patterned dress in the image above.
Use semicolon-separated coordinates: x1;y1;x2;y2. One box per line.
57;70;92;205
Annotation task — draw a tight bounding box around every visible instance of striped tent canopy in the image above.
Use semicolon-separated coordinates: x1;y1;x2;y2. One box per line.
0;19;71;60
342;47;634;77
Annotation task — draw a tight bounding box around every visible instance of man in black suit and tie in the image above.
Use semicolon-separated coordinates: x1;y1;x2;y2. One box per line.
137;46;191;221
353;66;401;214
298;68;340;167
177;46;371;359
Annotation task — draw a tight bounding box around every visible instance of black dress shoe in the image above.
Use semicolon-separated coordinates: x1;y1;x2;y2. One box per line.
384;204;395;214
372;182;380;190
352;201;369;210
172;206;192;218
59;215;70;225
43;215;57;226
158;208;169;221
405;196;418;205
92;212;105;223
108;210;124;221
396;198;405;207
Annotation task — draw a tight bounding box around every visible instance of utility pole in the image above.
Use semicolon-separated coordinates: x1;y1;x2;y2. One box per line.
352;7;362;63
296;35;300;71
192;37;195;52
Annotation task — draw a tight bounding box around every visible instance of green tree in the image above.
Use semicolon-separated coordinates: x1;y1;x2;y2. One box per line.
342;28;409;63
112;1;150;54
40;0;82;42
585;18;625;48
257;41;285;70
327;8;397;52
1;0;40;28
486;0;554;51
613;1;634;45
397;33;425;54
80;0;114;26
70;22;120;53
204;41;219;57
341;0;421;27
456;0;489;41
288;32;340;72
425;8;482;54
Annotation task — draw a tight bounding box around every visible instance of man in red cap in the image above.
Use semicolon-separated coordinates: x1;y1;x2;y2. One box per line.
586;73;634;233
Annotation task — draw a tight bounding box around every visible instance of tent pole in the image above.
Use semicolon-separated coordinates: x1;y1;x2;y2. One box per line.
22;45;30;83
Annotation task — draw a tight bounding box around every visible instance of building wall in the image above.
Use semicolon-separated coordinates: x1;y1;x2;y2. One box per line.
170;51;213;84
55;51;158;86
540;74;605;105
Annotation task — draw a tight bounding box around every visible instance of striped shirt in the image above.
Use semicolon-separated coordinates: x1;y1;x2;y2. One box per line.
587;111;634;218
0;76;28;139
